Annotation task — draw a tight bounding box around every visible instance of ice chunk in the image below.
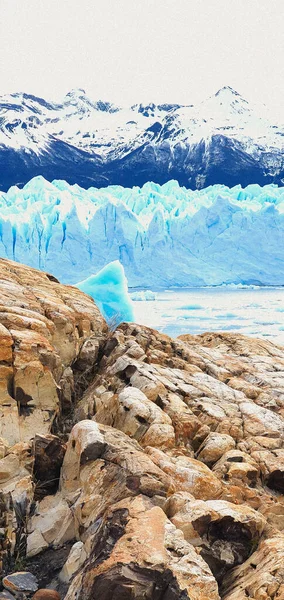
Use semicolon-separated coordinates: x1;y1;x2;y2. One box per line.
76;260;134;325
130;290;156;301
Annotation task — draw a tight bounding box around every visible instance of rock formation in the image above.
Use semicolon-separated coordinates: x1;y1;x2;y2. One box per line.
0;258;283;599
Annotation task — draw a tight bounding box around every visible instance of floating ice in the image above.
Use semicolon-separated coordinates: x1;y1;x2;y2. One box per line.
130;290;156;301
177;304;203;310
76;260;134;325
0;176;284;287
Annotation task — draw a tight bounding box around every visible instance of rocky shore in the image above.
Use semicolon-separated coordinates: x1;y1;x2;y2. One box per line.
0;258;283;599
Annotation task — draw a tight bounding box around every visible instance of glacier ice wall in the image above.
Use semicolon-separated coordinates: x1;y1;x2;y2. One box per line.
0;175;284;287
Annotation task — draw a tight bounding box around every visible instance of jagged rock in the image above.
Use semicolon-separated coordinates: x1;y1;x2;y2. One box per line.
59;541;87;583
26;528;49;558
93;387;175;449
146;447;223;500
75;335;100;372
0;442;34;498
0;258;107;447
59;367;74;412
33;434;66;500
251;449;284;493
0;591;15;599
1;265;284;598
3;571;38;593
0;324;13;363
222;534;284;599
60;420;106;495
60;421;171;536
165;492;266;579
212;449;260;487
0;438;8;461
65;495;220;600
27;495;75;557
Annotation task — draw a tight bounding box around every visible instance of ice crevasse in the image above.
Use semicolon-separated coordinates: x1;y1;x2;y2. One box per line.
0;175;284;287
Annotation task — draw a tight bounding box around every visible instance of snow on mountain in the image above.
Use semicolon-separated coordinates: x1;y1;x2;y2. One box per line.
0;87;283;191
0;176;283;288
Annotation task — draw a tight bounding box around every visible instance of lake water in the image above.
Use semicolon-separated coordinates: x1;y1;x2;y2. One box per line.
132;287;284;346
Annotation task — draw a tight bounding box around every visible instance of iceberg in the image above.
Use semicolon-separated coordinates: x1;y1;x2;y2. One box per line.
0;176;284;287
76;260;134;325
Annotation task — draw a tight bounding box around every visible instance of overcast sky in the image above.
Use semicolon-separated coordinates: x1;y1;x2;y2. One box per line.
1;0;283;117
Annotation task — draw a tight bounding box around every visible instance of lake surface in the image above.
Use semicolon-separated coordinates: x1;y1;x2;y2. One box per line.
132;287;284;346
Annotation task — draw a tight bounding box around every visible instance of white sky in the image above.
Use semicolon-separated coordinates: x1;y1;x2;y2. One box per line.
0;0;283;117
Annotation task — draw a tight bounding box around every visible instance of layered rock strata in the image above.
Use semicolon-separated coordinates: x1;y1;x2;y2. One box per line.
0;259;283;599
0;258;107;446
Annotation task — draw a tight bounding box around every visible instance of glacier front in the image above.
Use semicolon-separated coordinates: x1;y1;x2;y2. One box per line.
0;176;284;288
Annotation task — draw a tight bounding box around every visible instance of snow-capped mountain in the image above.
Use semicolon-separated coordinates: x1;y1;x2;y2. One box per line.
0;86;283;191
0;177;283;287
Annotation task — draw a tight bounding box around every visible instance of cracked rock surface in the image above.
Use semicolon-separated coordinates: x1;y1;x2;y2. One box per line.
0;261;284;599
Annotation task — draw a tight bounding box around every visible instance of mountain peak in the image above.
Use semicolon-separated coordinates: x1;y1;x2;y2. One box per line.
65;88;87;98
215;86;241;97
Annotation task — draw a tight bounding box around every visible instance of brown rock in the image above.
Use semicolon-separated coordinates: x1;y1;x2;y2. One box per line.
222;535;284;600
196;432;236;465
65;495;220;600
165;492;266;579
94;387;175;449
60;421;171;535
0;258;107;447
1;265;284;600
32;591;61;600
147;446;223;500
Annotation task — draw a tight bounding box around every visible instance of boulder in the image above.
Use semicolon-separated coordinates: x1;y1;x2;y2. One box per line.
196;432;236;466
165;492;266;579
65;495;220;600
59;541;87;583
60;422;171;535
32;591;61;600
222;535;284;600
27;495;75;556
3;571;38;594
93;387;175;449
146;447;223;500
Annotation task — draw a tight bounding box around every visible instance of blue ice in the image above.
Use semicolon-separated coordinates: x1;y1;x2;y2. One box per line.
177;304;203;310
0;176;284;288
76;260;134;325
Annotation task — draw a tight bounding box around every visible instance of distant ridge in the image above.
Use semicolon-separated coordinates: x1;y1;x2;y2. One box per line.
0;87;283;191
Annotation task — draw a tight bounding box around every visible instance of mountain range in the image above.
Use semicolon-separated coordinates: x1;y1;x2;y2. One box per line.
0;86;283;191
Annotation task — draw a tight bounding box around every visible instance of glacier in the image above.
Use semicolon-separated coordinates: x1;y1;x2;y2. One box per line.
76;261;134;324
0;175;284;288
